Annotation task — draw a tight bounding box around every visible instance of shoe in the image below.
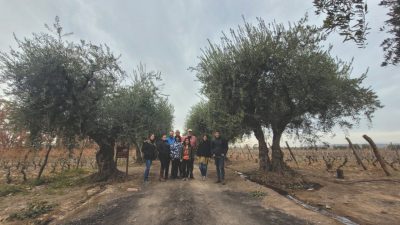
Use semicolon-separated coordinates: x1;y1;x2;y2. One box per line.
202;176;205;181
215;180;221;183
222;181;226;185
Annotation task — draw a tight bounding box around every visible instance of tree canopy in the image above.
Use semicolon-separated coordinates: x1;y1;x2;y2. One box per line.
313;0;400;66
185;100;246;141
194;16;382;172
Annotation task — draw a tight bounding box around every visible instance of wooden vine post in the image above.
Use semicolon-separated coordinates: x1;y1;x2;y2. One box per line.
285;141;298;167
345;137;367;170
245;145;254;160
362;135;391;176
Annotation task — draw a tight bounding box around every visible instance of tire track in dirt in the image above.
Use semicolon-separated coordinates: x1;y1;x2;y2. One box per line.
64;172;311;225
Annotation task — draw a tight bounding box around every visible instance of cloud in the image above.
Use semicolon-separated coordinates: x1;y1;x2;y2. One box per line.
0;0;399;144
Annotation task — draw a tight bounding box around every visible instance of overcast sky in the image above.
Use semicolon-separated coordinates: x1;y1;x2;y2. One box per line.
1;0;399;145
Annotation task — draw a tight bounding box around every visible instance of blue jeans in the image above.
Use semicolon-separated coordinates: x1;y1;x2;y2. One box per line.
199;163;208;177
215;156;225;181
144;160;152;181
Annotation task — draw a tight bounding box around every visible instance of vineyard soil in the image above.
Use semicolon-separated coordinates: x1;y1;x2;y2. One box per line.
228;149;400;225
1;147;399;225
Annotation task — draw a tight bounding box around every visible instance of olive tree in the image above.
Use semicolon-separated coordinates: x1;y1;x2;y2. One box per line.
99;66;174;164
0;18;174;180
195;16;382;173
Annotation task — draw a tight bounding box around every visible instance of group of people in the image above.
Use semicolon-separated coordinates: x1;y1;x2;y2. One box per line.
141;129;229;185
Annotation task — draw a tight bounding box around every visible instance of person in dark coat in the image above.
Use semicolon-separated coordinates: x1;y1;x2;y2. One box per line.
211;131;228;185
157;134;171;181
142;134;158;182
196;134;212;180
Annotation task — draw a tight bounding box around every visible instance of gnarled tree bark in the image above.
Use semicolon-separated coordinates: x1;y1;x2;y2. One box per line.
271;127;287;173
92;137;120;180
253;125;271;171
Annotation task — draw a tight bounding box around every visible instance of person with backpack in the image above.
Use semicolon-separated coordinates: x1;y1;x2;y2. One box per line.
196;134;212;181
181;137;195;181
170;135;182;179
157;134;171;181
142;134;158;183
211;131;228;185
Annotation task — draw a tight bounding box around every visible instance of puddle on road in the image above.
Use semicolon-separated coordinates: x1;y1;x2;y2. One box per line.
234;171;359;225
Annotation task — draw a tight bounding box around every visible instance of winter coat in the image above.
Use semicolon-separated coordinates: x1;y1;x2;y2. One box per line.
211;137;228;156
170;141;183;160
157;140;171;160
197;140;212;157
180;144;195;160
142;140;158;160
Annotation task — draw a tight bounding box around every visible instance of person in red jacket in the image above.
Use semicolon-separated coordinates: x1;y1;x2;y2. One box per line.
181;137;194;181
182;128;197;179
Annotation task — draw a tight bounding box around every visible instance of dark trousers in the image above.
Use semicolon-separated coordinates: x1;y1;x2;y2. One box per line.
171;159;180;178
199;163;208;177
215;156;225;181
188;159;194;178
144;160;152;181
181;159;190;178
178;160;183;177
160;158;170;179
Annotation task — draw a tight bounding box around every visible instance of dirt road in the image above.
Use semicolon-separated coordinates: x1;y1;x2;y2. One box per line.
61;163;340;225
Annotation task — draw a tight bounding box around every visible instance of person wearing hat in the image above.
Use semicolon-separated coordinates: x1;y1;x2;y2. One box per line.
182;128;197;179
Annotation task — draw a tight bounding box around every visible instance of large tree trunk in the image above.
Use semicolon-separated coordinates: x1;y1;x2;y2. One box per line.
271;128;287;173
133;142;143;163
94;138;119;180
253;126;271;171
